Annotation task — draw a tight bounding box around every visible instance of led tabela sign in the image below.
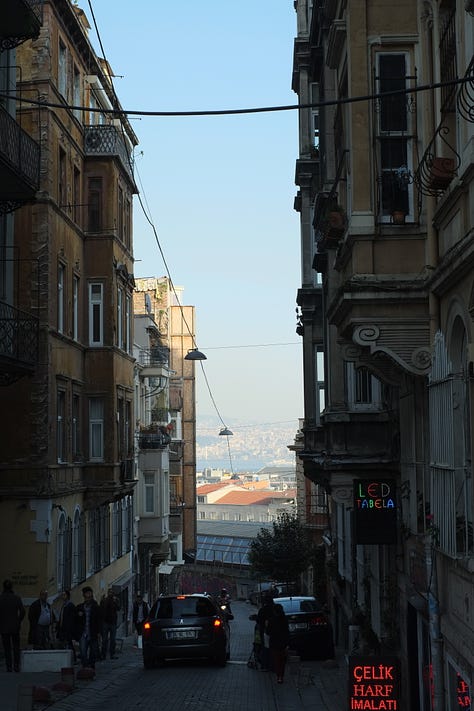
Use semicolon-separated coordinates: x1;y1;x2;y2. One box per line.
354;480;397;545
348;657;400;710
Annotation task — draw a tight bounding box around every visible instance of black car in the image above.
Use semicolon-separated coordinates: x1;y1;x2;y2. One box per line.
274;596;335;660
142;594;230;668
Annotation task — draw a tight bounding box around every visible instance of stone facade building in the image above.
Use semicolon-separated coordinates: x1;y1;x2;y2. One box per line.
293;1;474;708
0;0;138;625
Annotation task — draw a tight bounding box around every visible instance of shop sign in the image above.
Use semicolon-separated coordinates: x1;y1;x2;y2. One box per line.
348;656;400;709
354;480;397;544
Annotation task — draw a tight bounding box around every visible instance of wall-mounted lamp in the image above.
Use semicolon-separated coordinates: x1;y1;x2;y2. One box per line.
184;348;207;361
52;504;65;513
219;427;233;436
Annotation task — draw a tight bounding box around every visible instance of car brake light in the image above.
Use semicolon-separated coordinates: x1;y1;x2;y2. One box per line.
176;595;186;600
213;618;222;628
143;622;151;630
310;615;326;626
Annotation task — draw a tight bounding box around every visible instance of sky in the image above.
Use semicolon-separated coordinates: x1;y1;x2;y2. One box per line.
86;1;303;432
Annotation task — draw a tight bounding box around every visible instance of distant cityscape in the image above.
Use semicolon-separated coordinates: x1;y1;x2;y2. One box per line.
196;417;299;472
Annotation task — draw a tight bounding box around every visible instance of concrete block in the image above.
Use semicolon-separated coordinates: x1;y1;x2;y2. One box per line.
21;649;73;672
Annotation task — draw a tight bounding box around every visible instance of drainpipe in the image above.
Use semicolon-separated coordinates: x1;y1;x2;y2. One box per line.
425;534;444;710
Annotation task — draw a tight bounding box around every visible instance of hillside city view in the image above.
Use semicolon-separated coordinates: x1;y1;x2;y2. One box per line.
196;418;298;472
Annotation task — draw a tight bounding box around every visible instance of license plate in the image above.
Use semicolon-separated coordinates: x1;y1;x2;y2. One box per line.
289;622;307;631
165;629;197;640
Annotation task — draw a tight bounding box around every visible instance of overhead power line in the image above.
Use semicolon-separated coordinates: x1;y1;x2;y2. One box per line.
1;75;472;118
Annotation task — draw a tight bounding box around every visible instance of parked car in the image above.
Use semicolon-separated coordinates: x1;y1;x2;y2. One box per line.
274;596;335;660
142;593;230;669
248;582;297;605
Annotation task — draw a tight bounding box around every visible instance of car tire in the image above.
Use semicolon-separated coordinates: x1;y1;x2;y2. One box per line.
214;652;227;667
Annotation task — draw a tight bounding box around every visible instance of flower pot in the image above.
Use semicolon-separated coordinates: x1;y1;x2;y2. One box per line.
391;210;406;225
427;157;455;191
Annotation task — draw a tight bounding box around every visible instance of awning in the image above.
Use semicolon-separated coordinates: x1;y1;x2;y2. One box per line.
111;570;134;594
158;563;174;575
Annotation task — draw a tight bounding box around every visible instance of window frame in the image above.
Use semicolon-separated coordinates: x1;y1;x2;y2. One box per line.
89;397;104;461
88;282;103;346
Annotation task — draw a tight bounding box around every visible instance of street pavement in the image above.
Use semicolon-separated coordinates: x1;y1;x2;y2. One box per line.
1;601;348;711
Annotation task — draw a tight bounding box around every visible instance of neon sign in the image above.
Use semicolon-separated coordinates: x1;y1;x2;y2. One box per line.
348;657;400;710
457;673;471;710
354;480;397;545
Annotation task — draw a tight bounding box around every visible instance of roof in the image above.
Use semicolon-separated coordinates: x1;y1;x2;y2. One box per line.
215;489;297;505
197;520;272;538
196;482;240;496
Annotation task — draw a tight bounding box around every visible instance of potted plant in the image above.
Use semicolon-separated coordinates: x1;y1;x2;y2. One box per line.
391;208;406;225
427;156;456;191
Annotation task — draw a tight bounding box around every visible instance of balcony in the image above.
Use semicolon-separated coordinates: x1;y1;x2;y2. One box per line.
138;428;171;450
138;346;170;381
1;0;43;50
0;105;40;213
84;125;135;184
0;299;38;384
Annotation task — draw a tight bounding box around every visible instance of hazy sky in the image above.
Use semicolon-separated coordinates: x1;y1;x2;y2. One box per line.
87;1;303;431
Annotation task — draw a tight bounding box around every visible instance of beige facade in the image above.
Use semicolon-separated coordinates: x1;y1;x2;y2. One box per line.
134;278;198;575
0;0;138;626
293;0;474;708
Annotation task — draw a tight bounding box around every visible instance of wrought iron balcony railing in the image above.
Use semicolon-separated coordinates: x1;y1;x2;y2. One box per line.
84;124;134;182
0;104;40;213
1;0;43;51
457;55;474;123
139;430;171;450
0;299;38;377
138;346;170;367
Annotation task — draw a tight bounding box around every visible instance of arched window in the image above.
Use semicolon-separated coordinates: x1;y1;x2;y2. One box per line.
73;508;86;584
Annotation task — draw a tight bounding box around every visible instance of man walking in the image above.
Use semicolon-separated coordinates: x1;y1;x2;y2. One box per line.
100;589;120;660
132;593;149;644
0;579;25;672
56;590;76;662
75;586;101;668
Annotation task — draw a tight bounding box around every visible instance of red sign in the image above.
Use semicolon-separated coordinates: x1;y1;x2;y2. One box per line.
348;657;400;710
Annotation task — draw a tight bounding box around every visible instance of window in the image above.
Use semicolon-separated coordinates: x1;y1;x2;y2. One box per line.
73;65;81;121
125;199;131;249
73;167;80;225
57;263;65;334
118;185;124;241
144;472;155;514
59;147;67;209
89;282;103;346
89;397;104;460
87;177;102;232
310;83;319;153
72;392;81;460
345;362;382;410
117;287;123;348
58;40;67;98
125;295;131;354
375;53;415;222
72;509;86;583
57;388;66;462
72;274;79;341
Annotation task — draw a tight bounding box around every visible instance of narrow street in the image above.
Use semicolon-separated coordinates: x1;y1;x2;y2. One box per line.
2;601;346;711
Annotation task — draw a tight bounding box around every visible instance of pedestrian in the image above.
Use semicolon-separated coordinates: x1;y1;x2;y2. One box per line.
132;593;149;643
75;586;101;668
56;590;76;662
267;603;290;684
100;589;120;659
28;589;52;649
0;579;25;672
256;593;275;670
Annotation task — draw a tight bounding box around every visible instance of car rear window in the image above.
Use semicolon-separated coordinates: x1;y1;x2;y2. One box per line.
279;598;320;614
151;597;216;619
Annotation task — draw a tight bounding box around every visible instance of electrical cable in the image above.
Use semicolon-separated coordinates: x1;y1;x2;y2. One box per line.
84;0;235;459
2;74;472;118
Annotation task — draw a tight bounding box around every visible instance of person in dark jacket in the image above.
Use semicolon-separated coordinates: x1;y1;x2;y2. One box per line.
0;579;25;672
56;590;76;662
256;593;275;670
100;589;120;659
132;593;149;638
28;589;52;649
75;586;101;668
267;603;290;683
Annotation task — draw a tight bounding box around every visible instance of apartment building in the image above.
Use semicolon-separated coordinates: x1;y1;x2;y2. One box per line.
134;277;199;592
0;0;138;622
293;1;474;708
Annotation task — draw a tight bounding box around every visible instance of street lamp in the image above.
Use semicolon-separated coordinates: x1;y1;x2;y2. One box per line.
184;348;207;361
219;427;233;436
